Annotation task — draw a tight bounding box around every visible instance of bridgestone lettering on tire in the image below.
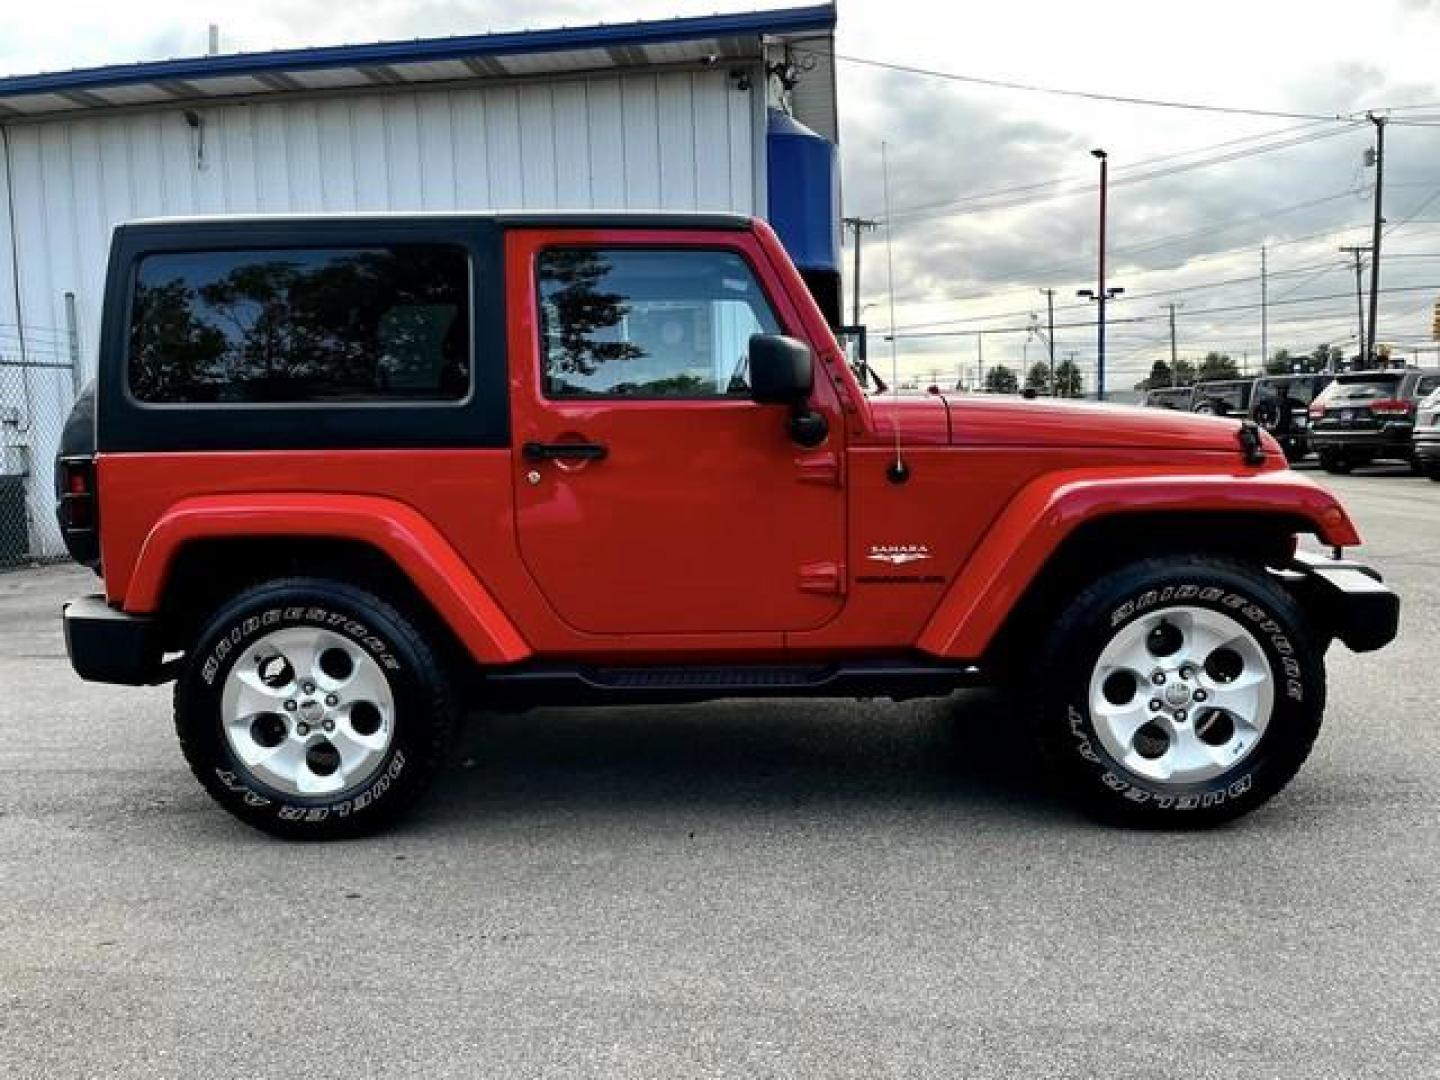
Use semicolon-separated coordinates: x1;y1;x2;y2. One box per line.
1029;555;1326;827
175;578;456;839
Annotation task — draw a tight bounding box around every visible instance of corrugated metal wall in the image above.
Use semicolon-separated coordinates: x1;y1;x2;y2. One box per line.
1;67;757;371
0;66;760;554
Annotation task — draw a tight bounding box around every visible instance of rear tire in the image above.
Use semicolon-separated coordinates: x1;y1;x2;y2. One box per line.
1318;449;1351;474
1028;556;1325;828
175;577;457;839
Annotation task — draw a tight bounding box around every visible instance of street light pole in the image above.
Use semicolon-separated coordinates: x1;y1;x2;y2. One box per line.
1093;148;1109;400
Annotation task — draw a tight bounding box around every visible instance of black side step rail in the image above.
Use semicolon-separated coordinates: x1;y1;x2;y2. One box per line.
480;659;983;708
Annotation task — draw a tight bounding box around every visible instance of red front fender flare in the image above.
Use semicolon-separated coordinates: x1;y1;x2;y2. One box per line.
916;467;1361;660
125;493;530;665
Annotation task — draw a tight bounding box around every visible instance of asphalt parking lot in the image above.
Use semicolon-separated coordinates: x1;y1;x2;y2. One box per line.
2;466;1437;1079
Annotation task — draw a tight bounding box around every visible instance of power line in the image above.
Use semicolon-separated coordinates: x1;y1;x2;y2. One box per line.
826;50;1350;122
875;119;1345;220
889;282;1440;339
880;124;1362;222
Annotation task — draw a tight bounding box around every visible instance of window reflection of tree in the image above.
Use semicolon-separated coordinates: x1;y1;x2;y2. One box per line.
539;251;642;394
130;248;466;402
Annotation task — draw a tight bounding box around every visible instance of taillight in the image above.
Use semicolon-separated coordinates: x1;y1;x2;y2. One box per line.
1308;401;1326;419
58;459;96;531
1369;398;1413;417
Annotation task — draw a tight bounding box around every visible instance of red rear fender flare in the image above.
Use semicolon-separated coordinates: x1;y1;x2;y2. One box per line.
125;493;530;665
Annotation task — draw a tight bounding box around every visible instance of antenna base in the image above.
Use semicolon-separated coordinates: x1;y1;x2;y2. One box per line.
885;459;910;484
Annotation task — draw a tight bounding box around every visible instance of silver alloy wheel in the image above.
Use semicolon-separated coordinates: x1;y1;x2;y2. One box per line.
1088;605;1274;784
220;626;395;797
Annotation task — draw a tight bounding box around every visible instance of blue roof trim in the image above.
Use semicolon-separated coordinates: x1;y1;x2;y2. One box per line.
0;5;835;98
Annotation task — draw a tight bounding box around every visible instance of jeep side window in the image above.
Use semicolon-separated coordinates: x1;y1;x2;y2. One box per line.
536;248;780;398
128;245;471;404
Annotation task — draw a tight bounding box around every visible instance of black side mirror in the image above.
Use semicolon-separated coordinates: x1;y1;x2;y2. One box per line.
747;334;827;447
748;334;814;405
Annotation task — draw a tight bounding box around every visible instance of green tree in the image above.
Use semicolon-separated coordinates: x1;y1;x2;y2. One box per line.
1139;358;1174;390
1197;351;1239;381
1172;358;1197;386
1266;348;1294;375
1310;343;1343;373
1024;361;1053;395
1054;358;1084;398
984;364;1019;394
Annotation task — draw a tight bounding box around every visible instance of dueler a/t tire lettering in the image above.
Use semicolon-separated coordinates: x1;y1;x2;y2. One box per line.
1029;555;1326;828
175;577;456;839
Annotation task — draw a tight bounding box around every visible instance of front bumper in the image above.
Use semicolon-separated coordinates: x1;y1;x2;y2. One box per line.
62;595;166;685
1281;553;1400;653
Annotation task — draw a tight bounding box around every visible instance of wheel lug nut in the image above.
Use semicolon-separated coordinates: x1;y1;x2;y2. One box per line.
1180;666;1194;680
323;719;335;733
296;722;310;736
1149;698;1163;712
1174;710;1188;724
301;681;316;694
1193;689;1208;703
283;699;297;712
325;694;338;707
1151;671;1166;686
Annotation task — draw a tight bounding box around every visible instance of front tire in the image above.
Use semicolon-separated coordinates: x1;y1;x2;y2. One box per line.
175;578;456;839
1029;556;1325;827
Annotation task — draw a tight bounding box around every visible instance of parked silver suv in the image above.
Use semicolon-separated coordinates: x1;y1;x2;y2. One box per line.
1415;385;1440;481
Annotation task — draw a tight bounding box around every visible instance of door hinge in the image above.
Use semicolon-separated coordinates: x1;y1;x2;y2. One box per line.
798;560;845;595
794;450;841;487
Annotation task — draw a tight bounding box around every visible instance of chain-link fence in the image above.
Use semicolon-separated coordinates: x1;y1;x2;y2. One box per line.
1;320;80;568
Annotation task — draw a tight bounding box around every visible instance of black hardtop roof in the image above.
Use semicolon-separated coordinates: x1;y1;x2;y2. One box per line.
115;210;755;234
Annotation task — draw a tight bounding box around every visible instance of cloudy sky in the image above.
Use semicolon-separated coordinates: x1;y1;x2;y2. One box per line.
4;0;1440;390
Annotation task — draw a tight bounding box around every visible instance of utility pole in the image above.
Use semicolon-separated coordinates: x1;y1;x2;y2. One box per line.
1340;244;1370;368
1260;245;1268;370
1161;301;1182;382
1040;288;1057;395
842;217;878;328
1365;114;1387;368
1078;149;1122;401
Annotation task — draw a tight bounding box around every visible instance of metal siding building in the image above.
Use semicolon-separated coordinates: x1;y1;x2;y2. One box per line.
0;5;839;559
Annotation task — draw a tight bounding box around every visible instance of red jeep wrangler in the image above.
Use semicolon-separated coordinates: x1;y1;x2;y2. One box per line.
57;212;1398;838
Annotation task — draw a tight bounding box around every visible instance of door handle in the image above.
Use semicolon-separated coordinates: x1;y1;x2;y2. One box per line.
522;440;608;462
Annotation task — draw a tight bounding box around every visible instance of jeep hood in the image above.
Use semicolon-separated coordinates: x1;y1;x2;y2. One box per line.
868;395;1249;451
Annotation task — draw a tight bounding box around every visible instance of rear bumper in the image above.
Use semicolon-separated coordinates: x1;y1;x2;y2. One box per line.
62;595;166;685
1282;553;1399;653
1308;424;1414;455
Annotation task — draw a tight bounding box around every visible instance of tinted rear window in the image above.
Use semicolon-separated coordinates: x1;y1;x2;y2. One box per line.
1254;378;1324;406
128;245;470;404
1328;374;1402;402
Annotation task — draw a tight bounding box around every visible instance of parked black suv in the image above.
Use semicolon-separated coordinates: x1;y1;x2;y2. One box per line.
1249;373;1332;463
1309;368;1440;473
1191;379;1254;416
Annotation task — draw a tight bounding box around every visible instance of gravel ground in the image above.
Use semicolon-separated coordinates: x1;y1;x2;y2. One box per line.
1;465;1436;1079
